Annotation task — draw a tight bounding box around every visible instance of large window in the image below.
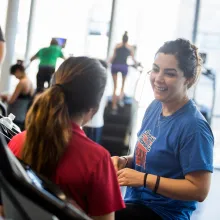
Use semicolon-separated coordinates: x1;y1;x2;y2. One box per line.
85;0;113;60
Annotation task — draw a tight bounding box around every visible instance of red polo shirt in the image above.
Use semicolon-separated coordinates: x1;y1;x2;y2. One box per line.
8;123;125;216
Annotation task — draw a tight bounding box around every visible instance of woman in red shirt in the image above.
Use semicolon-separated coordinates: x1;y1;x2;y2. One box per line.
8;56;125;220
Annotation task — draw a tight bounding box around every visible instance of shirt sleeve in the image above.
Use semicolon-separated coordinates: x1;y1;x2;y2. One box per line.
87;152;125;216
36;49;42;58
59;49;64;58
179;122;214;175
8;132;26;158
0;27;5;42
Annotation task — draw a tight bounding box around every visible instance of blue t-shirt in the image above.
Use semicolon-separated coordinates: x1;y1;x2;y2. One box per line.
124;99;214;220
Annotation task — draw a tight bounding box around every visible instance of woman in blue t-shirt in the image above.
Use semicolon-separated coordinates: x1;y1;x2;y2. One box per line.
112;38;214;220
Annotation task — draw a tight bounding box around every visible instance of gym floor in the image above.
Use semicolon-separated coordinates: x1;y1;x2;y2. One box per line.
107;67;220;219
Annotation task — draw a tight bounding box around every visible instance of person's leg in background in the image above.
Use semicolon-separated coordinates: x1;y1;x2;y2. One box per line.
36;66;55;94
119;75;127;107
118;65;128;107
115;203;162;220
36;67;46;94
45;67;55;88
111;64;119;113
111;73;118;111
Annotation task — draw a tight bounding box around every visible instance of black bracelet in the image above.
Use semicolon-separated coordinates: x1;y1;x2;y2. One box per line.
144;173;148;188
121;156;128;168
153;176;160;194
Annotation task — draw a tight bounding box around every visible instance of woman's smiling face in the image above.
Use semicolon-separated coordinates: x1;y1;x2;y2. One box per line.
150;53;189;104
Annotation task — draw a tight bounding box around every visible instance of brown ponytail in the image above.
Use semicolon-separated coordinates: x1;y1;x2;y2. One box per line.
22;85;71;177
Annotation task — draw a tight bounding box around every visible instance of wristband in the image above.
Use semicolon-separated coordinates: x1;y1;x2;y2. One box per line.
121;156;128;168
144;173;148;188
153;176;160;194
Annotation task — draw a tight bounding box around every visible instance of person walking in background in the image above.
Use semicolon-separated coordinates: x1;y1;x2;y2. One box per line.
30;39;65;93
110;31;137;114
0;26;5;65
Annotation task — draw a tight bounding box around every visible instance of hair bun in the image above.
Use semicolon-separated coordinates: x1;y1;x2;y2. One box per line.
191;44;198;51
17;59;23;65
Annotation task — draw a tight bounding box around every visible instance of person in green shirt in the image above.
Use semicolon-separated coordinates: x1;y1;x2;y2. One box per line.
30;39;65;93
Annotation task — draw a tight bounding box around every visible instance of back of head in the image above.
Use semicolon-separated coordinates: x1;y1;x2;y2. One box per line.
22;57;107;178
156;38;203;88
50;38;58;46
122;31;128;44
10;60;25;75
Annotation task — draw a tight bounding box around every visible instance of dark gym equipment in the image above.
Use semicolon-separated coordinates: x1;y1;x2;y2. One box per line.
101;96;132;156
0;102;7;117
101;63;143;156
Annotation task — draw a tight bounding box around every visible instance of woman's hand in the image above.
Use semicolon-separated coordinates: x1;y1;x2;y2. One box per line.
111;156;127;172
117;168;144;187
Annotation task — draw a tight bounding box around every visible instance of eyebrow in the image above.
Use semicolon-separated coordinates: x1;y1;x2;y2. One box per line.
153;64;177;72
153;63;159;68
164;68;177;72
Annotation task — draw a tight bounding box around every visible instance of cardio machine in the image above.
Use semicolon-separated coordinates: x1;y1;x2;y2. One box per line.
101;63;143;156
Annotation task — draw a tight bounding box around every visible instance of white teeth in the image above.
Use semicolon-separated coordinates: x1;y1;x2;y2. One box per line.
155;86;167;91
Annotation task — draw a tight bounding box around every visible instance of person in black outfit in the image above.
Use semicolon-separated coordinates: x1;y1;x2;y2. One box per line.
110;31;137;114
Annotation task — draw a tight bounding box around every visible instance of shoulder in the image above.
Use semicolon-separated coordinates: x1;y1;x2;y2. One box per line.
86;138;110;159
115;43;122;49
70;133;110;161
19;78;29;86
51;45;61;51
176;100;213;138
38;48;46;54
126;44;133;51
8;131;26;158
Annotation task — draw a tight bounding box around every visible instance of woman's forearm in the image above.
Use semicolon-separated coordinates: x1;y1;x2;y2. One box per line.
118;169;210;202
146;174;208;202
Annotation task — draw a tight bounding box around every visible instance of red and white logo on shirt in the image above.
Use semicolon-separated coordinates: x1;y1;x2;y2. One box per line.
135;130;156;169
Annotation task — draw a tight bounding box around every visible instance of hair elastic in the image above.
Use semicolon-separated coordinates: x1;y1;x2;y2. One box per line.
144;173;148;188
153;176;160;194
